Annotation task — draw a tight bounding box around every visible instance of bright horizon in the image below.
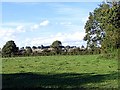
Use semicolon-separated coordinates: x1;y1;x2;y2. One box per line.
1;2;102;48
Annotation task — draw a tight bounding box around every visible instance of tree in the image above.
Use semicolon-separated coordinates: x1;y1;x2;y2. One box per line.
98;2;120;53
84;2;120;55
98;1;120;59
51;40;62;47
51;40;62;54
25;46;32;56
2;40;18;57
84;11;105;50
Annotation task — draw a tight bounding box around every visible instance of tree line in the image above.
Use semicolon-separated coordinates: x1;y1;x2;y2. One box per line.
1;2;120;58
1;40;101;57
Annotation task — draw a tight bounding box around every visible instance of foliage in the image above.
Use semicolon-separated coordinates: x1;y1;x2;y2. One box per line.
84;2;120;55
51;40;62;47
2;40;18;57
51;40;62;54
25;46;32;56
99;2;120;53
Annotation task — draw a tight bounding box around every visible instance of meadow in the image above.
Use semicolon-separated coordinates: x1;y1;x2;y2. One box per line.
1;55;119;89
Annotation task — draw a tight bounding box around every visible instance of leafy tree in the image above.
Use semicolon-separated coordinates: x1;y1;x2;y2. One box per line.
2;40;18;57
84;2;120;55
51;40;62;54
25;46;32;56
51;40;62;47
84;11;105;50
98;2;120;54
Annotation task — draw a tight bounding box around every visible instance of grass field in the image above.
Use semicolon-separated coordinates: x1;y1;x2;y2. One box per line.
1;55;119;89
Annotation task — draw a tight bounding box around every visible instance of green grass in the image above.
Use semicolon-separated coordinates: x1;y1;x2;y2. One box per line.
1;55;119;89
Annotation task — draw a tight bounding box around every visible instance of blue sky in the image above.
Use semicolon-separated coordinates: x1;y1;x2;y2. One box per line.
0;2;102;48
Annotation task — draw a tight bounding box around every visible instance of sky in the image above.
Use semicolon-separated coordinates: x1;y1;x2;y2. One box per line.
0;1;102;48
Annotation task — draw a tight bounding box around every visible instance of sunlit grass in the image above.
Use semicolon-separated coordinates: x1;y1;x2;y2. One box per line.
2;55;118;88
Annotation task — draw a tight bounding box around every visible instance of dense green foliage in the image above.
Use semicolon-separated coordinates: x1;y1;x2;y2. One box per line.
2;55;118;88
2;40;18;57
84;2;120;54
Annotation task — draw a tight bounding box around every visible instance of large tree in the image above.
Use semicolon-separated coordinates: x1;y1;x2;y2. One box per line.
98;2;120;53
84;2;120;54
83;3;110;49
2;40;18;57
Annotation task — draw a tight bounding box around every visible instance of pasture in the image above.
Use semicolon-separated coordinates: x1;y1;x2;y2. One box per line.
1;55;119;89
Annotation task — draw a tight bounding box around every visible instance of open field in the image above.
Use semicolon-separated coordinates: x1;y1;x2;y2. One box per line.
1;55;119;89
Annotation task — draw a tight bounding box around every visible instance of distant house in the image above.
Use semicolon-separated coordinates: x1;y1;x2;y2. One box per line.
18;44;83;55
32;48;43;53
32;45;52;53
48;47;54;51
19;47;26;55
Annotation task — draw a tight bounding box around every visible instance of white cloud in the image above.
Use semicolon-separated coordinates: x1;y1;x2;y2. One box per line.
33;24;39;29
0;26;27;47
53;32;85;43
30;24;39;31
16;25;26;32
0;28;16;47
30;20;50;31
60;22;72;26
0;28;15;39
22;31;86;47
40;20;50;26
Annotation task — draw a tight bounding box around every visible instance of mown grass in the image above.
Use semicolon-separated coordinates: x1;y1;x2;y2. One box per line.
1;55;119;89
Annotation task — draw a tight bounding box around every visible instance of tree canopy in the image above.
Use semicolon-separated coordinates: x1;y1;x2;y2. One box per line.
84;2;120;54
2;40;18;57
51;40;62;48
51;40;62;54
